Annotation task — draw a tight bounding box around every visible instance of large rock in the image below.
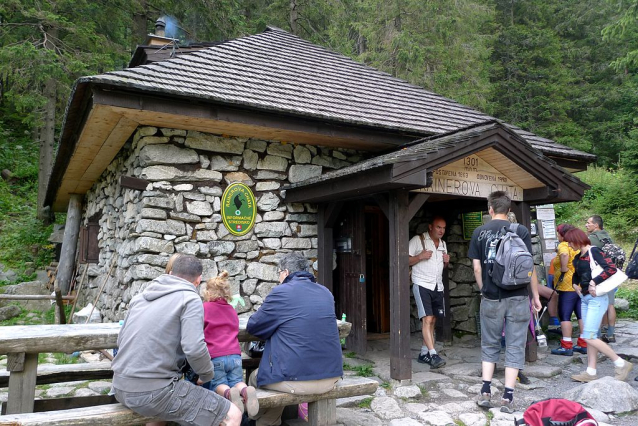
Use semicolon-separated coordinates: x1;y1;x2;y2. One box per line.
257;193;280;211
257;155;288;172
335;408;382;426
254;222;290;237
0;305;21;321
134;237;174;254
451;264;476;283
288;165;322;183
138;144;199;166
210;155;241;171
417;410;455;425
186;201;213;216
140;166;222;182
185;131;245;154
136;219;186;236
217;260;246;276
562;376;638;413
246;263;278;282
370;397;403;419
0;281;51;312
294;146;311;164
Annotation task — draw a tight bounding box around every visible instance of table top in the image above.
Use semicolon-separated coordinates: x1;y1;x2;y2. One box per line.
0;319;351;354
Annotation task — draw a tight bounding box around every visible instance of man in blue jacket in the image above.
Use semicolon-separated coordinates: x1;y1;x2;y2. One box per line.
247;252;343;426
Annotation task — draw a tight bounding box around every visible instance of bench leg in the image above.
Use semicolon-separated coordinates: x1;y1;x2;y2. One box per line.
7;352;38;414
308;399;336;426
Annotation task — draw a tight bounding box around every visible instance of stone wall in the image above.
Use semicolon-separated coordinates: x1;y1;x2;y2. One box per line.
77;126;365;322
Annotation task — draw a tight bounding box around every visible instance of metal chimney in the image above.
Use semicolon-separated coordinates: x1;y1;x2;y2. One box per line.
155;17;166;37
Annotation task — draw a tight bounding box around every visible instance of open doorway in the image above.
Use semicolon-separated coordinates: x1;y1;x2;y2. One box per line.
365;205;390;335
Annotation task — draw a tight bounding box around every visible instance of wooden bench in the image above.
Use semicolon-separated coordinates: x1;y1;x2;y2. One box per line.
0;376;378;426
0;320;353;416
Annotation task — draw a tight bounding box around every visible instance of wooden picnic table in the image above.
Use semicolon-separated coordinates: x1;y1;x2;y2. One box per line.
0;319;352;415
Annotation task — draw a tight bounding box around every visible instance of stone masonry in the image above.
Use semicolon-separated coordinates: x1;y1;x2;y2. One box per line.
78;127;363;322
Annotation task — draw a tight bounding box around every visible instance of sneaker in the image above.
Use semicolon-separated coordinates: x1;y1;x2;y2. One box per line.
429;354;446;369
477;393;493;408
551;347;573;356
603;334;616;343
230;387;245;414
242;386;259;417
571;371;598;382
573;346;587;354
500;398;515;414
417;352;431;364
517;371;531;385
615;361;633;381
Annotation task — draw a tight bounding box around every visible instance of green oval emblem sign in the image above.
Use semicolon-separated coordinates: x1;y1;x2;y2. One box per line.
221;183;257;236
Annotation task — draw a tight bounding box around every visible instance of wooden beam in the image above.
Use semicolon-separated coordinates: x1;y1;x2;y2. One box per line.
388;190;411;381
407;194;429;221
6;353;38;414
56;194;83;295
372;194;389;219
322;202;343;228
318;204;335;293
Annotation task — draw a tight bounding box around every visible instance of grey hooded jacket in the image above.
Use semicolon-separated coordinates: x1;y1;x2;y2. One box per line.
111;274;213;392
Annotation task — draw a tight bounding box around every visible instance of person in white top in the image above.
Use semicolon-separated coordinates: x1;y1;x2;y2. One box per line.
408;216;449;369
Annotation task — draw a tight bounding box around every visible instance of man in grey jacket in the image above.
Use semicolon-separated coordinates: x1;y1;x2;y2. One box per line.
112;254;241;426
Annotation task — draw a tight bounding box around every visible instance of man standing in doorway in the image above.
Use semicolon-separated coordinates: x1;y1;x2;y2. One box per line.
409;216;449;369
586;215;617;343
468;191;541;413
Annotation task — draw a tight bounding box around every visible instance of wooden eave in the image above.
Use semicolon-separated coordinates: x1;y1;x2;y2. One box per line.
45;84;421;212
284;125;589;204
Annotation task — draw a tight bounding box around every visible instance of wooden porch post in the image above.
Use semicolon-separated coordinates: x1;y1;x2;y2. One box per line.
317;202;343;292
56;194;83;295
388;190;411;381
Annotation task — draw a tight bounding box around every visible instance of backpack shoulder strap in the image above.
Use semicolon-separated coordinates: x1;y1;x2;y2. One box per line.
419;233;427;251
509;222;519;233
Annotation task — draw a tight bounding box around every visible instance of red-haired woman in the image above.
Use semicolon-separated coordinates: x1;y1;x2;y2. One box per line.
563;228;633;382
550;224;587;356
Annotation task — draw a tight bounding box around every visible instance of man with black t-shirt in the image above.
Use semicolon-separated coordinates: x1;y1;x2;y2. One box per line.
468;191;541;414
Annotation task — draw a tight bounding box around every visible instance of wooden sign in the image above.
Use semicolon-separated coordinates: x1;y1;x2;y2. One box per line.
221;183;257;236
416;155;523;201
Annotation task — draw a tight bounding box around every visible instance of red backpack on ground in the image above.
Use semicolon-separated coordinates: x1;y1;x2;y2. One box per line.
515;399;598;426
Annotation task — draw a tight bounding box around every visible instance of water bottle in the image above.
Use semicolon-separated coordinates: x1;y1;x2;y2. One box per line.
340;313;346;347
113;320;124;357
487;239;497;262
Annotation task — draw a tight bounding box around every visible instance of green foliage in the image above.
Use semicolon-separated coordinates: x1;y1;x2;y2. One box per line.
344;351;357;358
554;166;638;242
357;397;373;408
616;287;638;319
343;363;374;377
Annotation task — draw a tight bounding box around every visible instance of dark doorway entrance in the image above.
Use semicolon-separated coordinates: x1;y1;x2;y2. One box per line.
365;205;390;334
334;201;367;354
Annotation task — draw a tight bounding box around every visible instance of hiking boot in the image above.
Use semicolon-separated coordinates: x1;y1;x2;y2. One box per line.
517;371;531;385
476;393;493;408
615;361;633;381
571;371;598;382
551;347;573;356
500;398;515;414
417;352;431;364
602;334;616;343
573;346;587;355
429;354;446;369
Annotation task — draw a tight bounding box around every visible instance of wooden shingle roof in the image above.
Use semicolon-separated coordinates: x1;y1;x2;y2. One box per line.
80;27;594;162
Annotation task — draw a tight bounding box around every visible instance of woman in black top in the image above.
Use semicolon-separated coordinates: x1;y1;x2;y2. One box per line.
563;228;632;382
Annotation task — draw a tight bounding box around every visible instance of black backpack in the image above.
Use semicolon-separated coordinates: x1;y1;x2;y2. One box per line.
626;238;638;280
600;237;626;269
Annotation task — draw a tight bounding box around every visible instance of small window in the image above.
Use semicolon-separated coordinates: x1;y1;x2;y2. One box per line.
79;215;100;264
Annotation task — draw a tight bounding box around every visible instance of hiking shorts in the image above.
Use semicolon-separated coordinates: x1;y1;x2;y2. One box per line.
581;294;609;340
480;295;529;370
205;354;243;391
413;284;444;319
557;291;582;322
114;379;231;426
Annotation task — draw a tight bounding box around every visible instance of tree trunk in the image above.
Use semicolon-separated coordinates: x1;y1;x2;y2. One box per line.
290;0;298;35
133;0;149;48
37;27;57;224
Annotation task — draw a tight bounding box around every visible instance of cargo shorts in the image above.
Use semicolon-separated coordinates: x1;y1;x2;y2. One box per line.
114;378;231;426
480;295;529;370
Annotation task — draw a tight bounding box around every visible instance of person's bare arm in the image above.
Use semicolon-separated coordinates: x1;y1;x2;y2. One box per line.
529;269;542;311
472;259;483;290
409;249;432;266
